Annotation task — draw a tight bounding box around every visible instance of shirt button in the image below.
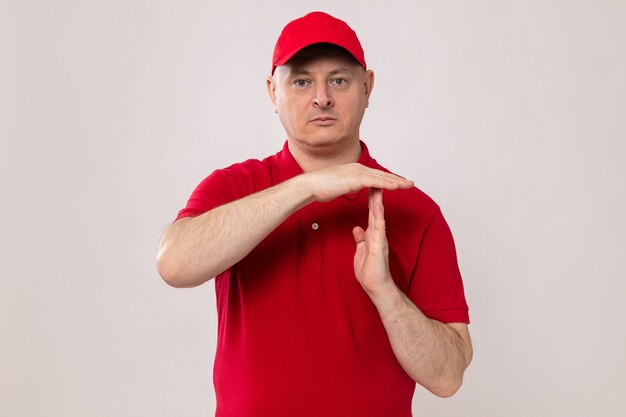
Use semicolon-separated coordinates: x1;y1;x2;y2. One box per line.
311;223;319;230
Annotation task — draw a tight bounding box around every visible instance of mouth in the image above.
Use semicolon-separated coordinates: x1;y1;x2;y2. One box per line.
309;116;337;126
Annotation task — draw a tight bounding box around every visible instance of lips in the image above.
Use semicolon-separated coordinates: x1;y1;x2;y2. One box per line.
309;116;337;126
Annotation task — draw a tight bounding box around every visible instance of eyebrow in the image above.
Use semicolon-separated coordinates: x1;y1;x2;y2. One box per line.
288;67;354;77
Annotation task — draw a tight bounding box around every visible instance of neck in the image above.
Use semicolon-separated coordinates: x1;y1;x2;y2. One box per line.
287;139;362;172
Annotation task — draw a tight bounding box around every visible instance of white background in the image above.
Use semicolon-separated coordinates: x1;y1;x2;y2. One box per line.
2;1;625;416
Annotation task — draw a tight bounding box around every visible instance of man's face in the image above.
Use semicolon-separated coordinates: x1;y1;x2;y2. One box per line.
267;47;374;154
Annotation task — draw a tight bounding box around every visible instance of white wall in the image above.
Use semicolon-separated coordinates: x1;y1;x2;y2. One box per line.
2;1;625;416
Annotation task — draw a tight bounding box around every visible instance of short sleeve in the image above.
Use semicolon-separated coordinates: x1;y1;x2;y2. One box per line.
174;170;235;222
408;210;470;323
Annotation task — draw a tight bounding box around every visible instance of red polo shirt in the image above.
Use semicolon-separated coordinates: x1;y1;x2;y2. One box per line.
176;141;469;417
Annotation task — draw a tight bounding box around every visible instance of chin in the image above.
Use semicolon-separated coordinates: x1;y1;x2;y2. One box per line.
309;128;350;143
298;135;346;151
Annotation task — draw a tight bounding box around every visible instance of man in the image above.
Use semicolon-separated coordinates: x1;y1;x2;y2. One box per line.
157;11;472;417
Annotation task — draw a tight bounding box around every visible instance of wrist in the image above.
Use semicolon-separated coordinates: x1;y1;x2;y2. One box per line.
286;174;316;208
366;277;401;308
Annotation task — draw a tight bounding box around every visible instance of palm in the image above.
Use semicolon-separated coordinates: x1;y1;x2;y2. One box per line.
353;189;392;295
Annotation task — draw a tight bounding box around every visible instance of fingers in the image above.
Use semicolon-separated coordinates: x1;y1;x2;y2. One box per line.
368;187;383;210
368;188;385;230
352;226;366;243
308;163;413;203
361;166;413;191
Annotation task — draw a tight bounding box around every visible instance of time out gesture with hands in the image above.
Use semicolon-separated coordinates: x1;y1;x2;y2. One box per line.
157;159;472;397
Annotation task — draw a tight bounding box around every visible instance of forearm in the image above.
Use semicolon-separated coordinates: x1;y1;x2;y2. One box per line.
158;163;413;288
157;175;313;287
370;282;472;398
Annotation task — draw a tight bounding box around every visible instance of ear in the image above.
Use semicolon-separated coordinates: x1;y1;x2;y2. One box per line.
363;69;375;108
266;75;278;113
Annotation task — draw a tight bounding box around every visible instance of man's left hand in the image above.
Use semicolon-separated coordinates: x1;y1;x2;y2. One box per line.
352;188;394;296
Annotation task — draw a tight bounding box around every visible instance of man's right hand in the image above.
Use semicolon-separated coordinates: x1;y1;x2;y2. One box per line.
302;163;414;203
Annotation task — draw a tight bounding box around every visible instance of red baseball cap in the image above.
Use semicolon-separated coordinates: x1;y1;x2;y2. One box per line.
271;11;366;74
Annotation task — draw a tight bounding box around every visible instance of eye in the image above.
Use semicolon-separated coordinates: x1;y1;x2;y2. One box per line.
292;79;310;88
330;78;348;87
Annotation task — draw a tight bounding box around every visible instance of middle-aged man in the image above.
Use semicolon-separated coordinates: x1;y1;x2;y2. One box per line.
157;11;472;417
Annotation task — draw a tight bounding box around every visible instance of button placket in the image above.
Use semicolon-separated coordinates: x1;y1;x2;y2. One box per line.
303;204;322;270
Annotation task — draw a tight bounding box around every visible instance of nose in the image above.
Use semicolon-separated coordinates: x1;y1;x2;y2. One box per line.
313;84;333;108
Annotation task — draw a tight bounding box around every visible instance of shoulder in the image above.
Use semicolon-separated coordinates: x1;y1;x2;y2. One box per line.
386;185;441;226
212;153;277;197
175;153;277;221
218;157;270;181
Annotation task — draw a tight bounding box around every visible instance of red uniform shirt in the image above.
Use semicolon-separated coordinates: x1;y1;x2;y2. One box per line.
176;141;469;417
